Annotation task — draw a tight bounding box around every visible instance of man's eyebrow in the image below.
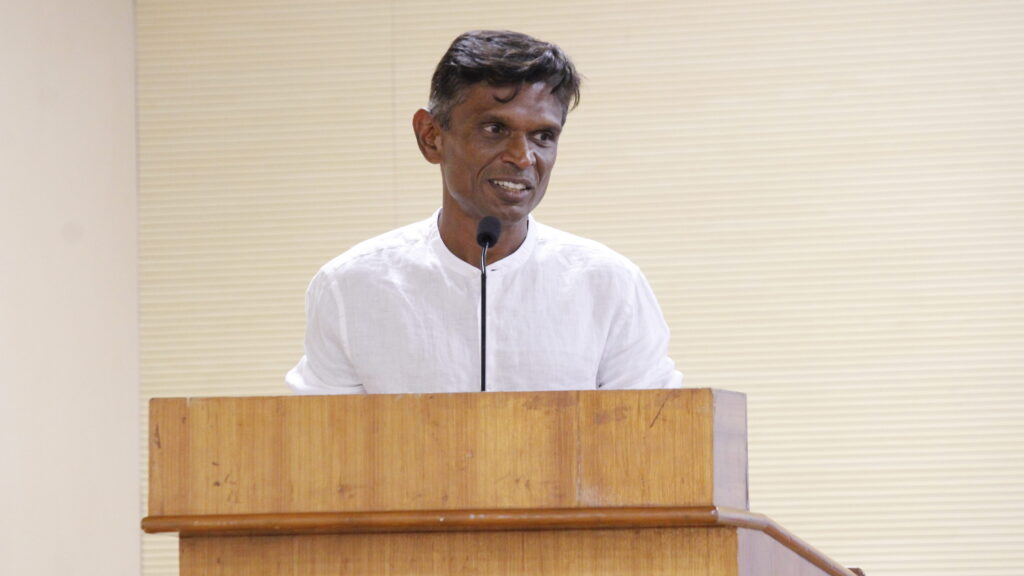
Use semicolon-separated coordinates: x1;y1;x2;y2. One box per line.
478;112;562;132
477;113;506;125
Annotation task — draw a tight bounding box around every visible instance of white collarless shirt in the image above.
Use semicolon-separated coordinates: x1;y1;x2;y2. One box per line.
287;211;682;394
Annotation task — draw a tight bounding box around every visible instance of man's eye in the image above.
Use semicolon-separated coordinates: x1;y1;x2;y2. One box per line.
536;131;556;143
483;124;503;135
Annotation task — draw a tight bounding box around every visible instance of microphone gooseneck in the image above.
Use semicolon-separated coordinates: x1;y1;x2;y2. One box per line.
476;216;502;392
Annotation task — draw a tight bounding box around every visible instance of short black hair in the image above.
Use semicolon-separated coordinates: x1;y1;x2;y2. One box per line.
428;30;582;129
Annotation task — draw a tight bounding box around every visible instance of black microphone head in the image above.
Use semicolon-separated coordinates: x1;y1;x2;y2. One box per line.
476;216;502;248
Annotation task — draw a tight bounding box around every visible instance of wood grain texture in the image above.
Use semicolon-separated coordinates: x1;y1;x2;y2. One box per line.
575;389;715;506
148;397;189;516
180;528;737;576
147;389;748;516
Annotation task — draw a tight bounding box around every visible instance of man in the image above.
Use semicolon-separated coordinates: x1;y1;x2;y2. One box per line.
287;30;681;394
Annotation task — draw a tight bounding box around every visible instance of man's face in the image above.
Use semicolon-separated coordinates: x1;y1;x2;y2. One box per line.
432;81;564;230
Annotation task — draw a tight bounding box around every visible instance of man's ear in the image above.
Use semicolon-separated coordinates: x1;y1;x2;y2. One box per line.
412;108;443;164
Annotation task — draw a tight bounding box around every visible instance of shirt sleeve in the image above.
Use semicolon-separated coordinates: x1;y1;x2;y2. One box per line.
286;270;366;395
596;267;683;390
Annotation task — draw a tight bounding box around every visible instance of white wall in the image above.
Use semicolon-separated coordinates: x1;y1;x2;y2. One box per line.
0;1;139;574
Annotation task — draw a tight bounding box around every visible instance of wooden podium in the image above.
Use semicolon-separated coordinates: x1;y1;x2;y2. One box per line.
143;389;856;575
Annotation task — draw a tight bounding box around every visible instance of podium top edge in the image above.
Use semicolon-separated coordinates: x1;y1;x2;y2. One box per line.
149;388;744;403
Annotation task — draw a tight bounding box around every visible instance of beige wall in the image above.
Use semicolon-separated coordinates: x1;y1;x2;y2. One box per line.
0;1;139;574
137;2;1023;575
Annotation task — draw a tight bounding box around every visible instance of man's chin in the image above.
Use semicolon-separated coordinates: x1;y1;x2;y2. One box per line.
490;206;533;228
494;197;543;222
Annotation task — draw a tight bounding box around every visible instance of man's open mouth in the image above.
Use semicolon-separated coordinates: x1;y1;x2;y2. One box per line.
491;179;530;192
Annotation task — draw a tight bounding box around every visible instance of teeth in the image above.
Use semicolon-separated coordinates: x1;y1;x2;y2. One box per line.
493;180;527;191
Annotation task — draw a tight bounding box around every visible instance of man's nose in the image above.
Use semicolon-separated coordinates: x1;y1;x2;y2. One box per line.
502;134;535;169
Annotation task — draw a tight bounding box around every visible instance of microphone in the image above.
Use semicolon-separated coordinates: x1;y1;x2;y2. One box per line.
476;217;502;392
476;216;501;249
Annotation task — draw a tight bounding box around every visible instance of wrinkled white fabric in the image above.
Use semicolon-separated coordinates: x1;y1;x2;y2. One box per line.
287;211;682;394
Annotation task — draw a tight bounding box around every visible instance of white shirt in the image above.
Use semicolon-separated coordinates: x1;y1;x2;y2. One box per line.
287;211;682;394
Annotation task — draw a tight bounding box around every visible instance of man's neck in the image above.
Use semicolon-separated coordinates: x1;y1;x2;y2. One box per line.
437;210;529;267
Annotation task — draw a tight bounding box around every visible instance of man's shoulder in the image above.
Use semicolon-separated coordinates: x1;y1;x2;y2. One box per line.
319;216;435;280
532;221;642;276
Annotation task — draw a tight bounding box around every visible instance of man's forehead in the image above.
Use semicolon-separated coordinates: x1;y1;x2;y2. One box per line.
483;82;535;101
452;81;566;123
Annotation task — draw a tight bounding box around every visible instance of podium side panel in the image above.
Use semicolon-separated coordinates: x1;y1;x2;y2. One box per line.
713;390;748;509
